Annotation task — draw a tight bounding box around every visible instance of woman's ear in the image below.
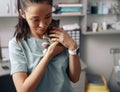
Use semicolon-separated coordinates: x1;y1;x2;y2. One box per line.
19;9;26;19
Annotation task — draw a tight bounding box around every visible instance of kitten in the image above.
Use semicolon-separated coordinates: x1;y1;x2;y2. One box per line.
45;19;60;43
42;19;61;55
47;19;60;36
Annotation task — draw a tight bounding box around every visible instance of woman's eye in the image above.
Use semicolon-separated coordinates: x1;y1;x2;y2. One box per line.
45;15;52;19
33;19;40;22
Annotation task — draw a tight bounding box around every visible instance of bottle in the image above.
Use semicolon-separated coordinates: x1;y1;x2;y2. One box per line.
102;21;107;31
102;3;109;14
92;22;98;32
97;24;102;32
91;2;98;14
98;2;103;14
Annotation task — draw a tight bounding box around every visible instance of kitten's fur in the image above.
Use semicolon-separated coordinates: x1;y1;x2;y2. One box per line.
46;19;63;46
47;19;60;35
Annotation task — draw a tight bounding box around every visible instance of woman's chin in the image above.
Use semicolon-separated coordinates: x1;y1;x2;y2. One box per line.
37;30;46;35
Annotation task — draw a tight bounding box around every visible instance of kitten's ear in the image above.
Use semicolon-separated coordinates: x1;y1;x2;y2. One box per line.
47;19;60;34
51;19;60;27
19;9;26;19
54;19;60;26
54;19;59;27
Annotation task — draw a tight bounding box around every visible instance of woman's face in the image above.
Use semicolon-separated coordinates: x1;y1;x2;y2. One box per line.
23;2;52;39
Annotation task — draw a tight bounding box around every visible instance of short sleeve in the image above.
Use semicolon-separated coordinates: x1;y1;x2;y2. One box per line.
9;38;27;75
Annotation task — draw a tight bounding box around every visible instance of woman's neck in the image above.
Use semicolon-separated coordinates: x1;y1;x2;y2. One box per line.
31;32;44;39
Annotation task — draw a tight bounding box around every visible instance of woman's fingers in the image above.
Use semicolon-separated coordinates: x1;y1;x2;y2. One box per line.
49;33;59;38
50;37;58;42
49;27;77;49
49;27;61;34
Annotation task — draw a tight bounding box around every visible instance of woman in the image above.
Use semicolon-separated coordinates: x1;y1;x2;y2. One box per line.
9;0;81;92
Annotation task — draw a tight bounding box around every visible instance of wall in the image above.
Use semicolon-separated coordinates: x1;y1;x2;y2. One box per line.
80;34;120;91
0;17;17;47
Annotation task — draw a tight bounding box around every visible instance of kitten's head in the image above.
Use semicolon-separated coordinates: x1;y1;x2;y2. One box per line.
47;19;60;34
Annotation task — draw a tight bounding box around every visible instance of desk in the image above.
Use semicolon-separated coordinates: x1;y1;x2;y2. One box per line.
0;61;10;76
0;60;16;92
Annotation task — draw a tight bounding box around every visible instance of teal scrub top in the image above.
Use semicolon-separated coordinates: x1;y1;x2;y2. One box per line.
9;35;74;92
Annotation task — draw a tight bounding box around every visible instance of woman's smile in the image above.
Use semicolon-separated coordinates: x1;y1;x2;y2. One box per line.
36;28;46;34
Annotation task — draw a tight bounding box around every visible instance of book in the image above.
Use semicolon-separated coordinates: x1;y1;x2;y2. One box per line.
61;7;82;12
58;3;83;7
60;12;82;16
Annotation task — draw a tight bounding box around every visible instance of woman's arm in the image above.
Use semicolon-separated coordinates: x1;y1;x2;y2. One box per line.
68;54;81;83
13;53;51;92
68;42;81;83
12;42;64;92
49;28;81;83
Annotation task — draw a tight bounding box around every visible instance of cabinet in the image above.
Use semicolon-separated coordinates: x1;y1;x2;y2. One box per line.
0;61;16;92
0;0;17;17
0;0;11;16
11;0;18;16
83;0;120;35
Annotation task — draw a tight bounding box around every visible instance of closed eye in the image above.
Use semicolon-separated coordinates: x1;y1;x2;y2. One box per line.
33;19;40;22
45;15;52;19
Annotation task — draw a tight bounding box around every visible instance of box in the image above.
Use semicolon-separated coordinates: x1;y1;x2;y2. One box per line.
85;74;109;92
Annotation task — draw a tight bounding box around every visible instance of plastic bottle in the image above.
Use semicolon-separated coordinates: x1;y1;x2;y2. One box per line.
102;21;107;31
98;2;103;14
92;22;98;32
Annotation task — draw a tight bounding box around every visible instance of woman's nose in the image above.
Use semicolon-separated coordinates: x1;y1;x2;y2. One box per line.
39;21;47;28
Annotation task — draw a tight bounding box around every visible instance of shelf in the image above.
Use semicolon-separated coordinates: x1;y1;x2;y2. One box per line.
0;13;85;17
52;13;85;17
87;14;117;16
85;0;120;35
82;30;120;35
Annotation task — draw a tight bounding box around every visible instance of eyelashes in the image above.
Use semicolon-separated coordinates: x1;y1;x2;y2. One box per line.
31;16;52;23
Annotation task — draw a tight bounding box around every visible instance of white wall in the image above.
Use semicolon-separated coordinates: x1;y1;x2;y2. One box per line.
0;17;17;47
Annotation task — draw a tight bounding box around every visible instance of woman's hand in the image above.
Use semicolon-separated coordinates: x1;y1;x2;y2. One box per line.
49;28;81;83
45;42;65;60
49;28;77;50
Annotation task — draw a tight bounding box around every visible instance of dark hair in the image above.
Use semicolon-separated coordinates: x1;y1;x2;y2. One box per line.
14;0;53;42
